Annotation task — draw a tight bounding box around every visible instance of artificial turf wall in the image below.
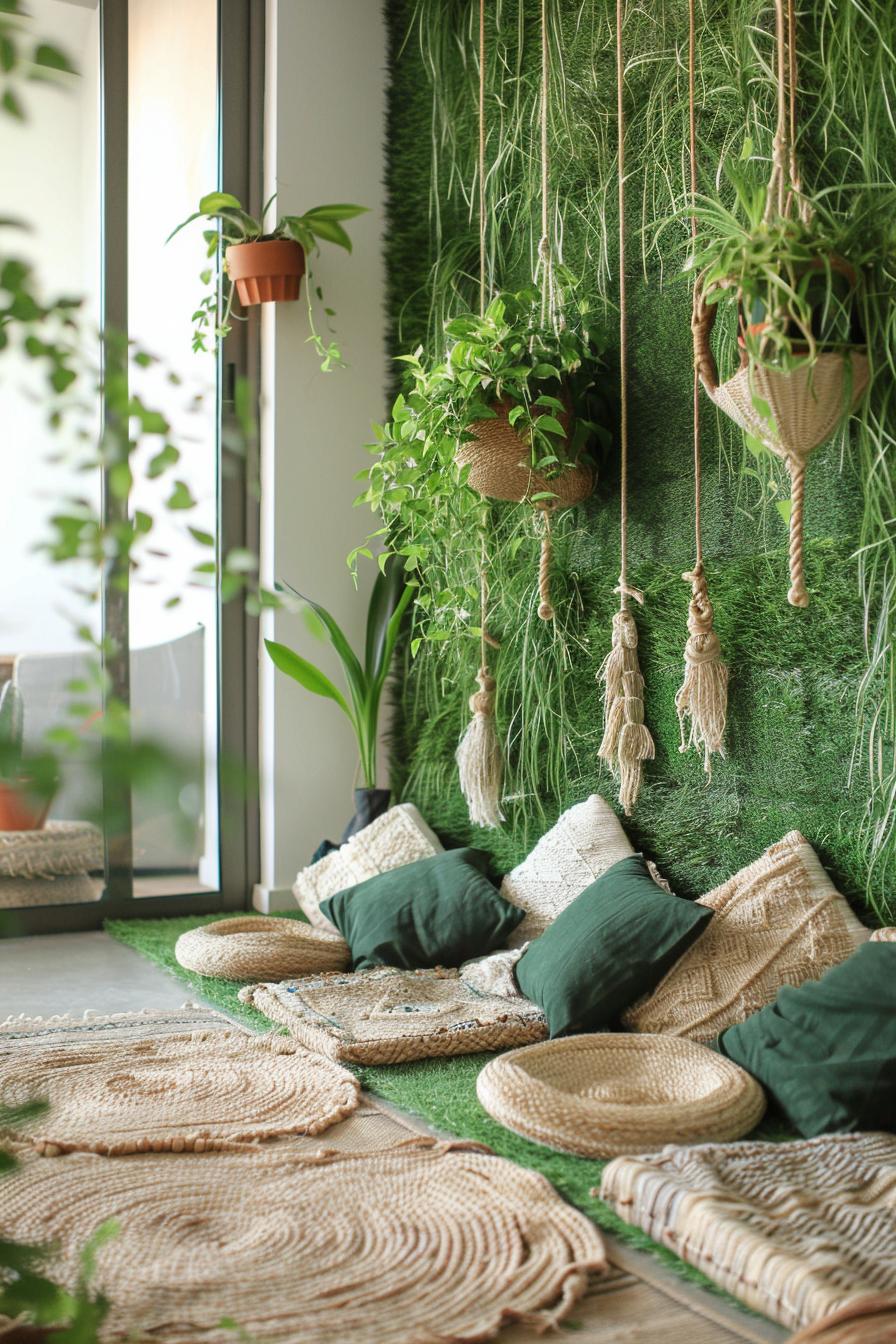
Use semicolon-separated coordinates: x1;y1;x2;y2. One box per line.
381;0;896;921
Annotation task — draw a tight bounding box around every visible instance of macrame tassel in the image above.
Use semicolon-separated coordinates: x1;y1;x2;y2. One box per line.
675;563;729;777
598;609;655;816
537;507;555;621
456;668;504;828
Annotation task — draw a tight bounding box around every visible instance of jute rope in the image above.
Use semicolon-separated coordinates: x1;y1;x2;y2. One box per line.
0;1015;359;1156
174;915;350;980
600;1132;896;1332
676;0;729;776
597;0;654;816
239;966;548;1065
456;528;505;828
0;1139;607;1343
477;1034;766;1159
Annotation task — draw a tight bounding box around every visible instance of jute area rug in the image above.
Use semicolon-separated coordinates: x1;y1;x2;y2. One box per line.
0;1005;360;1155
599;1131;896;1333
0;1138;607;1344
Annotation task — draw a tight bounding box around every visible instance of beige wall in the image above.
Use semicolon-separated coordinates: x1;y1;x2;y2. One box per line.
256;0;388;906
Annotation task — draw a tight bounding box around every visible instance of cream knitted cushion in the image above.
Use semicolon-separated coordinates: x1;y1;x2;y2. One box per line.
293;804;443;933
501;795;635;949
622;830;870;1042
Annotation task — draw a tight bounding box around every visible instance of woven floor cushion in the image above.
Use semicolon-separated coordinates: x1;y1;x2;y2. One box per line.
293;803;443;933
0;1138;606;1343
870;927;896;942
623;830;869;1041
786;1295;896;1344
175;915;349;980
600;1131;896;1332
0;1006;359;1155
501;794;635;948
239;966;548;1064
476;1034;766;1158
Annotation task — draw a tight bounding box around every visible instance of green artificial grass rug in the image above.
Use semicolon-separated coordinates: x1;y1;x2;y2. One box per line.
105;912;792;1321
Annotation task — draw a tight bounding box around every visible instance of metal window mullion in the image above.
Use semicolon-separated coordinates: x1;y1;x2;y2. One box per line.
99;0;133;900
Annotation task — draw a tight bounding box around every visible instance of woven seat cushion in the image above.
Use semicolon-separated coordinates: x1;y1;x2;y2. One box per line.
320;848;523;972
623;830;869;1041
786;1295;896;1344
501;794;636;948
476;1034;766;1158
599;1132;896;1332
717;942;896;1137
239;966;548;1064
870;927;896;942
293;803;443;933
515;854;713;1036
174;915;350;980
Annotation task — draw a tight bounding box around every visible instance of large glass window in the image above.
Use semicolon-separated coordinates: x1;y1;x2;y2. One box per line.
0;0;259;922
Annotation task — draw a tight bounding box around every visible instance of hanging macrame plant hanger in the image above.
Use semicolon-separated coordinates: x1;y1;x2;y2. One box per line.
675;0;729;776
597;0;655;817
692;0;870;608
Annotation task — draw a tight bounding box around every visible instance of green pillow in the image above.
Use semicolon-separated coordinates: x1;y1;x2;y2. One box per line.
514;853;713;1037
319;847;524;972
717;942;896;1137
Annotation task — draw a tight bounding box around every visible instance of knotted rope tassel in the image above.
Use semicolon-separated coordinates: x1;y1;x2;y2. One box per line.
598;608;655;817
456;667;504;828
675;563;729;777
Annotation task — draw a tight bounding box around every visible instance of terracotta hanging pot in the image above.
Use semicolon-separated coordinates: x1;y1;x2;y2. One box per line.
0;779;51;832
455;399;594;507
225;239;306;306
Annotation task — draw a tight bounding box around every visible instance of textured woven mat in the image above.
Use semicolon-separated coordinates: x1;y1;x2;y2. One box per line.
477;1035;767;1158
239;966;548;1064
599;1132;896;1331
0;1138;607;1344
0;1006;359;1155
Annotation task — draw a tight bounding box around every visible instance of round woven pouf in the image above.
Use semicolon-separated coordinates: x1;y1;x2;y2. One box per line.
174;915;350;980
476;1034;767;1157
0;1140;607;1343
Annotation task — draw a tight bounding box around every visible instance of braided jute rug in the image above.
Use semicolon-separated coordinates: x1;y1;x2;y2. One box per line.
239;965;548;1064
0;1006;359;1155
0;1138;608;1343
600;1131;896;1332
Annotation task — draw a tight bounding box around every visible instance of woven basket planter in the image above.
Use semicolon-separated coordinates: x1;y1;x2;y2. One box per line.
693;280;870;607
476;1033;766;1158
225;239;306;305
175;915;350;981
455;401;594;506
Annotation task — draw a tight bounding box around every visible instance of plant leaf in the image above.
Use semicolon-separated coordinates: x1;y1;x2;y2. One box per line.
264;640;353;719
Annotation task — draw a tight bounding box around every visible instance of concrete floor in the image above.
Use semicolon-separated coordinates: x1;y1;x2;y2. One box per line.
0;929;788;1343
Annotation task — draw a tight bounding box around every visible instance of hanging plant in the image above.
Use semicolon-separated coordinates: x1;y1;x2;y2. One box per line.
167;192;367;367
356;284;609;635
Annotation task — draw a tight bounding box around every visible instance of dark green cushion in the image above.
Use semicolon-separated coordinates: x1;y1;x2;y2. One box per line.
319;847;524;972
717;941;896;1137
514;853;714;1037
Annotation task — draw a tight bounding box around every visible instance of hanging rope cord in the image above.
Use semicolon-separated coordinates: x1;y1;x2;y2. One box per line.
764;0;805;225
615;0;640;610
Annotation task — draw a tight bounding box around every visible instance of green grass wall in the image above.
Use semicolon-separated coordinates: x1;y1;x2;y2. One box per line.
380;0;895;920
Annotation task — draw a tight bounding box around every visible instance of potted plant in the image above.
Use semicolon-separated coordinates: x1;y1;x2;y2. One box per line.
354;284;610;634
688;161;875;605
264;558;413;840
167;192;367;363
0;683;55;832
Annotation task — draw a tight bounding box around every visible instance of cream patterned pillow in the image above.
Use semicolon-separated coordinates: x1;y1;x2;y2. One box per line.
293;803;443;933
622;830;870;1041
501;795;635;949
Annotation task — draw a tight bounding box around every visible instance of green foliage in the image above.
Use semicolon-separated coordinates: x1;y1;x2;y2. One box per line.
354;286;609;639
168;191;368;361
0;681;23;782
382;0;896;922
266;559;413;788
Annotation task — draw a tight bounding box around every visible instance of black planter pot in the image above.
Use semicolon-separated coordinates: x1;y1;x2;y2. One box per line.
342;787;392;842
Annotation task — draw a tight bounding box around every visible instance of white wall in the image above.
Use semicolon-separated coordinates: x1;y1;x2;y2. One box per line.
257;0;388;903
